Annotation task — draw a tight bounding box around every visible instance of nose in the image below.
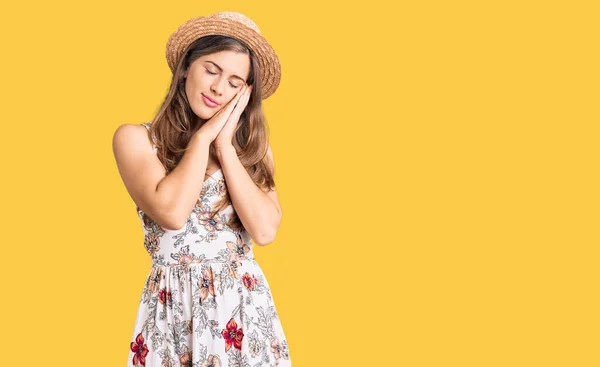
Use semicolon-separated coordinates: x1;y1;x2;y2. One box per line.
210;79;226;96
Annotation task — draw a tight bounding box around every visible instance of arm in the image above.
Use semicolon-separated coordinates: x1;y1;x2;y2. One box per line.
216;144;282;246
112;124;212;230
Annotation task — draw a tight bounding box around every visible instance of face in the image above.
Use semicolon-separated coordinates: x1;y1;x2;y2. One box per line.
184;50;251;121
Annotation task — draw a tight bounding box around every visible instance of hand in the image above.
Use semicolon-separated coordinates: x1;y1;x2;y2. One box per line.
193;85;248;143
213;84;253;152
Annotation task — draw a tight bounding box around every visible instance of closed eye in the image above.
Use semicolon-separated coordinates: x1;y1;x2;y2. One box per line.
205;69;240;88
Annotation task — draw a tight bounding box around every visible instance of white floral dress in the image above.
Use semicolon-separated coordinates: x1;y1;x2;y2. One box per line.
127;122;292;367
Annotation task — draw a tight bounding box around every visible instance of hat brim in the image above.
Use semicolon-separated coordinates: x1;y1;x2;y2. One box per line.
166;17;281;100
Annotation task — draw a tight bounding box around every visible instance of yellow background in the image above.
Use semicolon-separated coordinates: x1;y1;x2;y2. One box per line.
1;0;598;366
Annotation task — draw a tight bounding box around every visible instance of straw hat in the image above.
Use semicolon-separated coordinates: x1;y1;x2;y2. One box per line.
166;11;281;100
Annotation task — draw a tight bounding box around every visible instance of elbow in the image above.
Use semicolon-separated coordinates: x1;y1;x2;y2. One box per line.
256;214;282;246
161;208;186;231
163;221;184;232
169;216;187;232
253;236;274;246
251;201;282;246
160;218;183;232
253;228;278;246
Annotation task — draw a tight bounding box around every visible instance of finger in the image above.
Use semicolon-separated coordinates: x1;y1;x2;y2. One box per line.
245;85;253;101
241;85;252;105
238;85;250;103
235;86;251;108
233;88;250;114
220;86;243;109
225;86;246;112
228;89;251;121
226;97;245;122
216;88;246;128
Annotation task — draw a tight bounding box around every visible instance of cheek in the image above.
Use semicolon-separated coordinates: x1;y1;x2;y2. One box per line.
227;90;241;104
184;79;194;97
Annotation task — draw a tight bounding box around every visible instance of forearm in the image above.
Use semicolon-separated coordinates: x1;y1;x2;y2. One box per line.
156;134;212;228
217;145;281;245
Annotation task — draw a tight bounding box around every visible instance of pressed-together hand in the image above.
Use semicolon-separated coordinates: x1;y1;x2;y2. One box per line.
194;84;250;144
213;84;253;151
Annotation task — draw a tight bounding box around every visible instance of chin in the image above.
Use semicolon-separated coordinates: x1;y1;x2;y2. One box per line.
191;104;218;120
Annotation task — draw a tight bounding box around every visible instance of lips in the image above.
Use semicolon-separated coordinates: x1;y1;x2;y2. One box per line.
202;94;220;107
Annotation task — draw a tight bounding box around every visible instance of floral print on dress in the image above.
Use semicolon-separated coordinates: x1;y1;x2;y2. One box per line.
127;129;291;367
199;267;216;303
130;333;149;366
222;318;244;352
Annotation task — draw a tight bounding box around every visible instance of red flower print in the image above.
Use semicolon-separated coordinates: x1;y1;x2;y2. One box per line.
158;288;172;305
130;332;149;366
199;268;216;303
241;272;257;291
221;318;244;352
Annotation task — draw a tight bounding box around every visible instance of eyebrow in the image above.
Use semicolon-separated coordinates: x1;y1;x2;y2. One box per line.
204;61;247;83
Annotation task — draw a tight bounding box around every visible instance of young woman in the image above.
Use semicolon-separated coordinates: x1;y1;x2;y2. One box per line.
113;12;292;366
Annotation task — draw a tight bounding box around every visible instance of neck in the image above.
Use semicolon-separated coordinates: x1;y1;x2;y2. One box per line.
191;116;208;135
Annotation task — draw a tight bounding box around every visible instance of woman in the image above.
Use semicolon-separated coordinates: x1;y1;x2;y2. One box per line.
113;12;292;367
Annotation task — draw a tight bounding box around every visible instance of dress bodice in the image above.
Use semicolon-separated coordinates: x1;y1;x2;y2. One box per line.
137;123;255;267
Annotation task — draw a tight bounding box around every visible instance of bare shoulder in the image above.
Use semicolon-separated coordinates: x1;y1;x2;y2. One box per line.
112;122;162;181
112;123;173;228
112;123;153;154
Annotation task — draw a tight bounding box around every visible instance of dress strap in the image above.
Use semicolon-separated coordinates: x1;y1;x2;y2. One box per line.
141;122;158;152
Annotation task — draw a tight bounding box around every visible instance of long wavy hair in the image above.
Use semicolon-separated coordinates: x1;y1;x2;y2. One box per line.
145;35;276;232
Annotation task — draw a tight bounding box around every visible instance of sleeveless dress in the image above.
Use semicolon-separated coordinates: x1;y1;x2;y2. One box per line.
127;122;292;367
